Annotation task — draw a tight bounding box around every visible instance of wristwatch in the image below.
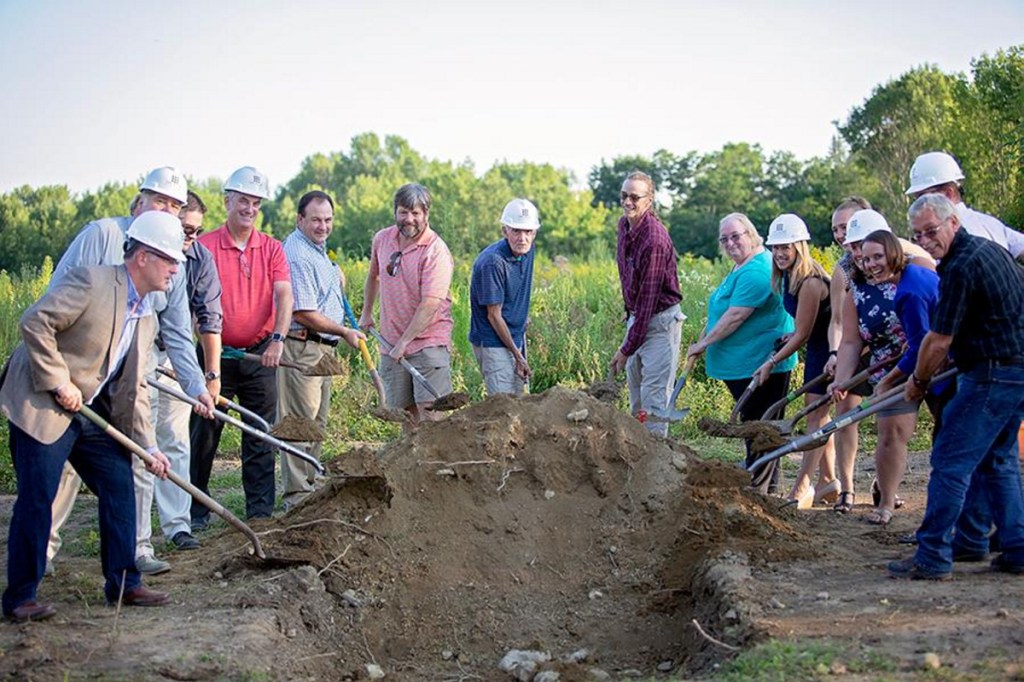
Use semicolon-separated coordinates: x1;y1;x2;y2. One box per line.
270;332;286;342
205;371;220;381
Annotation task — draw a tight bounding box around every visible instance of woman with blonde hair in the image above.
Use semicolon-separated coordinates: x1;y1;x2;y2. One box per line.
754;214;837;507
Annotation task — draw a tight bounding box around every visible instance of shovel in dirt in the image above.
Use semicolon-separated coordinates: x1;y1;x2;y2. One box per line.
364;327;469;412
648;355;698;423
147;379;326;475
758;370;832;421
77;405;266;559
747;367;959;487
154;366;322;441
221;347;347;377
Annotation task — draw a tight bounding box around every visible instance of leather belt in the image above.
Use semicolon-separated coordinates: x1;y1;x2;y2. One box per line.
287;328;340;347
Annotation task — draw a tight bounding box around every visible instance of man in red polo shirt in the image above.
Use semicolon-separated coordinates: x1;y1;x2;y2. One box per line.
190;166;293;527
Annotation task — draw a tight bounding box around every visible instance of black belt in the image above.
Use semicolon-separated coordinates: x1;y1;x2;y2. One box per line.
963;356;1024;371
287;329;340;347
244;336;271;353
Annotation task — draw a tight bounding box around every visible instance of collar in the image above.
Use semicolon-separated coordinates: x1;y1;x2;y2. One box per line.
292;228;328;254
124;270;154;318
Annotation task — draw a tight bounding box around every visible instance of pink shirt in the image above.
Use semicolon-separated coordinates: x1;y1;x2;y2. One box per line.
199;225;291;349
372;225;454;354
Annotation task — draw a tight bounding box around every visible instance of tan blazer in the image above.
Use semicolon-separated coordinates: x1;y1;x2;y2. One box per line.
0;266;156;446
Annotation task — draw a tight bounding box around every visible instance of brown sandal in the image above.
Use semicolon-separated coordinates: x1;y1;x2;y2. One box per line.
833;491;855;514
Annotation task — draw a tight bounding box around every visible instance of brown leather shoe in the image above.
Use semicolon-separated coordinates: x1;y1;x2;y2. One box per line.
6;600;57;623
114;586;170;607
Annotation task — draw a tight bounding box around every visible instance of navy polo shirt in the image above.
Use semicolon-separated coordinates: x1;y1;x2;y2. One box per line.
468;239;535;348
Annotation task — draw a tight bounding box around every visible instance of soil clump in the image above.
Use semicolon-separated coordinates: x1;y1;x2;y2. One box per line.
698;416;790;452
270;414;327;442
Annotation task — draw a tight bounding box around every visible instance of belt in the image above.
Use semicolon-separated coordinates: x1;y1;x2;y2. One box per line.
244;336;270;353
983;356;1024;368
962;356;1024;372
287;329;340;348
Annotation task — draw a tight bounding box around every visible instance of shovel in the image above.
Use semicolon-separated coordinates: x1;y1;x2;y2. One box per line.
155;365;271;433
747;367;958;487
728;375;761;423
78;405;265;559
758;354;903;436
364;327;469;411
340;294;388;405
221;347;346;377
759;370;832;421
147;379;326;475
648;355;698;423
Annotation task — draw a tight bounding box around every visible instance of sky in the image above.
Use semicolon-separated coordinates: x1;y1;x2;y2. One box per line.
0;0;1021;195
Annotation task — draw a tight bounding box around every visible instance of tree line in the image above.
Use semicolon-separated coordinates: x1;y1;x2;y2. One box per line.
0;45;1019;272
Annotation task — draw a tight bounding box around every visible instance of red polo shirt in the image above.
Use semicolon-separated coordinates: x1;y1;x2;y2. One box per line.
199;225;291;349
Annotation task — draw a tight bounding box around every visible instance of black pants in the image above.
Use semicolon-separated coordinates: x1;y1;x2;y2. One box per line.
190;341;278;521
725;372;791;492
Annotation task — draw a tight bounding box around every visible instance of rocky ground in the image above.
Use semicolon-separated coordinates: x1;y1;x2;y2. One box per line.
0;387;1022;681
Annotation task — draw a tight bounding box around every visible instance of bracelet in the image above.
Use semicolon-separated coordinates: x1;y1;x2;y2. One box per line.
828;350;838;358
768;356;777;367
910;372;929;389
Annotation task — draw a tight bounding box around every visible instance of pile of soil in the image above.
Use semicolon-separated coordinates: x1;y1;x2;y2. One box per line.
217;388;814;679
0;387;818;681
270;414;326;442
306;353;349;377
698;417;790;453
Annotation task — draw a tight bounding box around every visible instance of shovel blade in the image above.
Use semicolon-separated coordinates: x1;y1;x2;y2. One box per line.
648;407;691;423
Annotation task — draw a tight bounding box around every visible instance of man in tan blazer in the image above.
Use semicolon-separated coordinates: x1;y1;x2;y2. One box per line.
0;212;183;622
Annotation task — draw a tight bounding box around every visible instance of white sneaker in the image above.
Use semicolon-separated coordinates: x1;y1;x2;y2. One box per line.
136;555;171;575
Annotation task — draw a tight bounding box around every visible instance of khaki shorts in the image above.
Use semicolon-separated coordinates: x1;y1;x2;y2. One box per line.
379;346;453;408
472;345;526;396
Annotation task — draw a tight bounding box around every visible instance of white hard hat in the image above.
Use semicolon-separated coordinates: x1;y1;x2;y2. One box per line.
140;167;188;204
844;209;891;245
223;166;271;200
500;198;540;231
127;212;187;262
905;152;964;196
765;213;810;246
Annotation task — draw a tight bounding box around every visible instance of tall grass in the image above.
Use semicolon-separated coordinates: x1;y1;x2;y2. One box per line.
1;248;893;492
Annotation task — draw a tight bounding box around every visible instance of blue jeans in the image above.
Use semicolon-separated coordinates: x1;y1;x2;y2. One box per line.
2;417;141;614
915;364;1024;573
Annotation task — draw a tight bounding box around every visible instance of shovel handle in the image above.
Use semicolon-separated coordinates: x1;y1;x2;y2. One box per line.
760;370;831;420
148;379;325;475
668;355;698;408
748;367;958;473
778;353;903;425
365;327;442;400
342;294;389;404
154;366;272;432
233;351;306;372
729;375;760;423
77;405;266;559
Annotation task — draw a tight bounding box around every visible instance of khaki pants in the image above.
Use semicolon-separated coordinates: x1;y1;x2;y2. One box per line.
625;305;685;438
472;345;526;396
277;338;330;506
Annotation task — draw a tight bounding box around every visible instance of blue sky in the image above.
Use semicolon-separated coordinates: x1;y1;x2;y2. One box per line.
1;0;1021;194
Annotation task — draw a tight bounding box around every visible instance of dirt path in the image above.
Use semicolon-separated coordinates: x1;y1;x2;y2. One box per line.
0;389;1021;681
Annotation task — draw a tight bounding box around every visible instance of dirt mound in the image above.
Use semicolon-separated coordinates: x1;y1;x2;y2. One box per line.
0;387;821;681
698;417;790;452
209;387;817;679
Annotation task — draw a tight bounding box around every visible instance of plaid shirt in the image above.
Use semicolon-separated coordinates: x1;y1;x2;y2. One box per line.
283;229;345;341
616;212;682;356
933;228;1024;368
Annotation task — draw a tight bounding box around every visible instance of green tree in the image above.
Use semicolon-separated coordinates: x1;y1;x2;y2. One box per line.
838;65;969;226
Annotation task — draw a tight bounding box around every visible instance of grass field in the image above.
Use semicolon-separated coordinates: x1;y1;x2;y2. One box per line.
0;247;933;500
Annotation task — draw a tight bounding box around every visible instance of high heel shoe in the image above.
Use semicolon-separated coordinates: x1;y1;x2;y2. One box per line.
781;485;815;510
833;491;855;514
814;479;841;505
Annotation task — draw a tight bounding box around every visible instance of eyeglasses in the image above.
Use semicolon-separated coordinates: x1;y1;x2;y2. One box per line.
239;250;251;279
910;220;947;244
144;248;177;264
182;225;204;238
619;192;649;204
386;250;402;277
718;232;746;245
